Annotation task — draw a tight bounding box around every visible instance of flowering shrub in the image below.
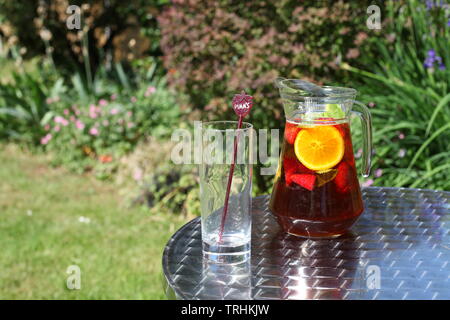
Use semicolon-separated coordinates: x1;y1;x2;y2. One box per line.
116;138;199;216
41;80;180;177
158;0;375;192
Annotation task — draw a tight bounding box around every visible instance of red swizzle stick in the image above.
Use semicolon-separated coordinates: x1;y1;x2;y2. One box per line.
218;91;253;243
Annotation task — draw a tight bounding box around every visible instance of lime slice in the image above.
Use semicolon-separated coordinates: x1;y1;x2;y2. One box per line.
315;169;338;187
323;103;345;119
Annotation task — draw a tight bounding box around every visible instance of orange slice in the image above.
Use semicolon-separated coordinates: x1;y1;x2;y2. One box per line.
294;126;344;171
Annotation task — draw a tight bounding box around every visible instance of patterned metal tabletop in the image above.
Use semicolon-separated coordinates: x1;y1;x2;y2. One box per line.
162;187;450;300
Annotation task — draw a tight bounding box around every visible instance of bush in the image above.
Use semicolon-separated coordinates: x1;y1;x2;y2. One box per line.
345;0;450;190
159;0;376;192
0;62;66;145
42;70;181;178
116;138;199;217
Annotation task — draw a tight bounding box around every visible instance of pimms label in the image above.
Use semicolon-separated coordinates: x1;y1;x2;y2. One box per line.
232;92;253;118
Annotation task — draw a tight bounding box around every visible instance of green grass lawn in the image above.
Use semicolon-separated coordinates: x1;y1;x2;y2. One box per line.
0;144;187;299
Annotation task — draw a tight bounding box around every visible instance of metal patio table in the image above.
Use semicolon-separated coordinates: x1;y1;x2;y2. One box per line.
162;187;450;300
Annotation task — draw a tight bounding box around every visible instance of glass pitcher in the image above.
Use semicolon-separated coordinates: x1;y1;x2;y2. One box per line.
269;78;372;238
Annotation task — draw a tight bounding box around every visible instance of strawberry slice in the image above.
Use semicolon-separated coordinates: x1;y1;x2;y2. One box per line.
283;157;314;186
283;157;298;175
298;161;314;174
284;122;300;144
291;174;316;191
335;161;351;192
283;157;297;185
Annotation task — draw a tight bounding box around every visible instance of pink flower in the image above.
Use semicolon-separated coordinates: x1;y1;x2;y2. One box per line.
70;116;75;122
75;121;85;130
355;148;363;159
398;132;405;140
54;125;60;132
362;179;374;187
110;108;119;115
110;93;117;101
130;96;137;103
44;124;50;131
46;97;54;104
133;168;143;181
144;86;156;97
368;102;376;108
89;127;99;136
40;133;52;145
75;109;81;116
127;122;135;128
102;120;109;126
61;119;69;126
89;113;98;119
127;111;133;117
374;169;383;178
63;109;69;115
98;99;108;107
54;116;64;124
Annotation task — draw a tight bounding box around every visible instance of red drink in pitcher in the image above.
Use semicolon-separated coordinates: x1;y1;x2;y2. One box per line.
269;119;364;238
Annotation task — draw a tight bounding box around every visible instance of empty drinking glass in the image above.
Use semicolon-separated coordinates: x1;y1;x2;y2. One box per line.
199;121;253;264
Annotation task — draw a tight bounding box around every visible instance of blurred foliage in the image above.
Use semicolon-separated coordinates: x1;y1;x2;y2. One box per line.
0;60;65;145
158;0;377;192
116;138;200;216
0;0;168;77
346;0;450;191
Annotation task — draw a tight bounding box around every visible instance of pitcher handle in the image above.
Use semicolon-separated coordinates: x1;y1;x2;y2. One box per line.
351;100;373;177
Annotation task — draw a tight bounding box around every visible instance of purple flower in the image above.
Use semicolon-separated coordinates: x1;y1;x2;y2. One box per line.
447;19;450;27
424;49;445;70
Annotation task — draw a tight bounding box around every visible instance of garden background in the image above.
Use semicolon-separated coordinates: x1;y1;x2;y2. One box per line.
0;0;449;299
